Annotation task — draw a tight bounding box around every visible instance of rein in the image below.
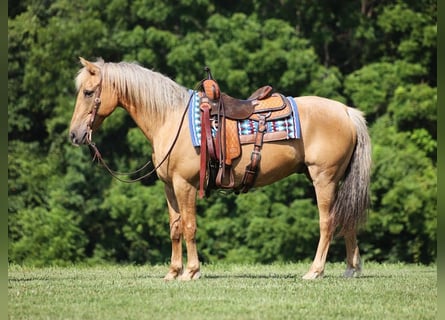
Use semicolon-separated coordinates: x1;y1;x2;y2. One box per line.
86;80;194;183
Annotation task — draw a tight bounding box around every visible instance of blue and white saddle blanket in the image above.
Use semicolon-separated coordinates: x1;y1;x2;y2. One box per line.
187;90;301;147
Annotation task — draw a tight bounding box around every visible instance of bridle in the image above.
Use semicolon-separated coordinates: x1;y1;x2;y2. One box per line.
86;78;102;145
85;76;193;183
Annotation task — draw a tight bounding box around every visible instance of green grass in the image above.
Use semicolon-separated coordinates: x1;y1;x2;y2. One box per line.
9;262;436;320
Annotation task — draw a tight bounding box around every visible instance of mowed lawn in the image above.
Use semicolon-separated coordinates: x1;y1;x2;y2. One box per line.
9;262;436;320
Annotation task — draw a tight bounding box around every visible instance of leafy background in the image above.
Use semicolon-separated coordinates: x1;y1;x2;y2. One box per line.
8;0;436;266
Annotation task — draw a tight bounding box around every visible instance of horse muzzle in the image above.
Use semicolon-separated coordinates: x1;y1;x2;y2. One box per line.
69;129;89;146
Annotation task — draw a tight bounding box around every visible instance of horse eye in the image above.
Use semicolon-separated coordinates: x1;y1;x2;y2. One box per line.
83;89;94;98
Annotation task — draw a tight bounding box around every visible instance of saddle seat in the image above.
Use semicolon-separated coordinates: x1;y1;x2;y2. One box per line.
211;85;273;120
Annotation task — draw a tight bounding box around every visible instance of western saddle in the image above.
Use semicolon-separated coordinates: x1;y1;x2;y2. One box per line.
198;67;292;198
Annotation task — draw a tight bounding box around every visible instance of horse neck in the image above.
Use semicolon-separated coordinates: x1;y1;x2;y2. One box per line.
104;63;190;142
119;93;189;143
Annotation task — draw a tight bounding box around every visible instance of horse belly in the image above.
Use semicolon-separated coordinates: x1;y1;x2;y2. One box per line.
233;140;304;187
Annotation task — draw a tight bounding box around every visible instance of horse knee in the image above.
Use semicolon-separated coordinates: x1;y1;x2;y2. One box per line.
183;222;196;240
170;217;182;240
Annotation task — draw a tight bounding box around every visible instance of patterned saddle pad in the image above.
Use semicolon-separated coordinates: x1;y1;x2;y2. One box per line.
188;90;301;147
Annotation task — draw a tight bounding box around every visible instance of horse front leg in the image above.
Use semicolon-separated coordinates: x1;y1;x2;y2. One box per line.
163;184;184;281
343;231;362;278
180;209;201;281
164;180;201;281
176;180;201;281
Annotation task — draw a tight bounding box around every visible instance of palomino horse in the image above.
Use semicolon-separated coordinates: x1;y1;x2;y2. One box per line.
69;57;371;280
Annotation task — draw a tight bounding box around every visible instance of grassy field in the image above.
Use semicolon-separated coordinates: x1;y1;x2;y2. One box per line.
9;262;436;320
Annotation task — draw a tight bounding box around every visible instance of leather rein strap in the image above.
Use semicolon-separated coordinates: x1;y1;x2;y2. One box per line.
86;78;193;184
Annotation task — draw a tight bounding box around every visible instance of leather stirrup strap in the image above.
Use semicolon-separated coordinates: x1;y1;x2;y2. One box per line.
240;114;269;193
199;97;215;198
199;103;209;198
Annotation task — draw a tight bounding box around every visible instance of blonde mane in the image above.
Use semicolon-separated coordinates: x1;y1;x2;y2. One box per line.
76;59;190;121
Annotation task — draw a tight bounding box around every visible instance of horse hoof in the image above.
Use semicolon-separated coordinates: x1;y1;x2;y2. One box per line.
164;272;178;281
192;270;202;280
302;271;324;280
179;269;201;281
164;267;183;281
343;267;362;278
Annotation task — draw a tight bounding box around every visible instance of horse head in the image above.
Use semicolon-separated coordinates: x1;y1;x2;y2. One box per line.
69;57;118;145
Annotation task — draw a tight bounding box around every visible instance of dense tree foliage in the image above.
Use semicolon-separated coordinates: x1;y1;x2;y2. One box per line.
8;0;436;266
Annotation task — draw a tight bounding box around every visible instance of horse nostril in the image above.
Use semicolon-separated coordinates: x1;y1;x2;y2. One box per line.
70;132;78;145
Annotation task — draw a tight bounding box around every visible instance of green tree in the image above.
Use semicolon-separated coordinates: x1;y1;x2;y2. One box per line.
8;0;436;266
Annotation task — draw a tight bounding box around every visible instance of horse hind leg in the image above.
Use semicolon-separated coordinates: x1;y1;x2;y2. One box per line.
343;232;362;277
303;169;337;279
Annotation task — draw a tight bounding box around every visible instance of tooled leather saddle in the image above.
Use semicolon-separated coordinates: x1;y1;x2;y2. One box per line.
198;67;292;198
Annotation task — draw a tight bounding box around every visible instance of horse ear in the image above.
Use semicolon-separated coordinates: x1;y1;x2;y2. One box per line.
79;57;99;75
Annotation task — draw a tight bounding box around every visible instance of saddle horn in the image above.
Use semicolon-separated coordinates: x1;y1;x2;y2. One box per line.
204;66;213;80
202;66;220;100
